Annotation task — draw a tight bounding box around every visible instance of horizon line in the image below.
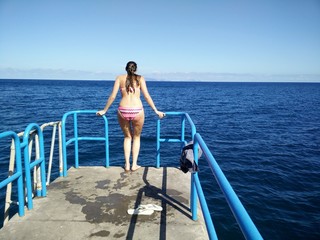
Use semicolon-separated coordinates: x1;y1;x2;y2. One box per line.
1;78;320;83
1;68;320;82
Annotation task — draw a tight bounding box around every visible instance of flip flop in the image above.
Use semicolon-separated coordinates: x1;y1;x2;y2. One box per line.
131;165;141;172
127;206;154;215
139;204;163;211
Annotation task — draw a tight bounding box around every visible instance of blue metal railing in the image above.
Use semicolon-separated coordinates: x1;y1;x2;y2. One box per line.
21;123;47;210
156;112;200;223
156;111;197;168
0;131;25;218
61;110;109;177
1;110;262;239
194;133;262;240
1;123;47;224
157;112;263;240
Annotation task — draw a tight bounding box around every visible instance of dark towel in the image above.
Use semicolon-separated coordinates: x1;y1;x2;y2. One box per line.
179;142;202;173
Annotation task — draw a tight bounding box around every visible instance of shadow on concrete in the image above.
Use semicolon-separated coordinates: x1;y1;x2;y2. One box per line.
126;167;191;240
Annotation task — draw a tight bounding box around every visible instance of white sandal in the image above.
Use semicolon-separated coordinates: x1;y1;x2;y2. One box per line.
138;204;163;211
127;206;154;215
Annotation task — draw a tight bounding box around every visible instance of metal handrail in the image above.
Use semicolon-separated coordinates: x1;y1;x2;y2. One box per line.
0;131;25;226
1;110;262;239
156;111;196;168
21;123;47;210
1;122;61;226
194;133;263;240
157;112;263;240
156;112;200;222
61;110;109;177
39;121;62;184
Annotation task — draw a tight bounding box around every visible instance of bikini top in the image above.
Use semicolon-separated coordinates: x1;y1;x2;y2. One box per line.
120;86;140;94
120;76;141;94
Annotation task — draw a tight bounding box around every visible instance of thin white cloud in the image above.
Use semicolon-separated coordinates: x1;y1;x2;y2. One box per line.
0;67;115;80
145;72;320;82
0;67;319;82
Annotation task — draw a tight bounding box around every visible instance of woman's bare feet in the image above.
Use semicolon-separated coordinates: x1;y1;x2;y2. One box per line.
131;165;141;172
124;165;130;172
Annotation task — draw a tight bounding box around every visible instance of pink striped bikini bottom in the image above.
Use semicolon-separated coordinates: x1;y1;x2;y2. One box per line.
118;107;143;121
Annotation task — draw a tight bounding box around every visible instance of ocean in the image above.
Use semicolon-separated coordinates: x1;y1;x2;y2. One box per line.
0;79;319;239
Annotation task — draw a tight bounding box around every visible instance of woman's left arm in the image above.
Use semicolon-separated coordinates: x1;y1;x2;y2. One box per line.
140;76;165;119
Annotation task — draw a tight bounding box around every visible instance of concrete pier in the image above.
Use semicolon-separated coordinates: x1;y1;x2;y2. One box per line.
0;167;208;240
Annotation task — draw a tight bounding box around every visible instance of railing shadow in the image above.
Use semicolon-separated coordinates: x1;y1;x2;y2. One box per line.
126;167;191;240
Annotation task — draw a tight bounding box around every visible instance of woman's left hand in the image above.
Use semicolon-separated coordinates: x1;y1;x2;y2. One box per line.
156;110;166;119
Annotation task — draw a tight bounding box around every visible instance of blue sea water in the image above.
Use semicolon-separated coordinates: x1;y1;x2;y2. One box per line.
0;79;320;239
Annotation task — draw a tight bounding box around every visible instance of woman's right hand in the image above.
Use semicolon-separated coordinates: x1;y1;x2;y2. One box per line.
96;110;106;116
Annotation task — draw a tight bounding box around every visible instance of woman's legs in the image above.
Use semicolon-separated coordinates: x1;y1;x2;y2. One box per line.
131;111;145;170
117;112;132;171
117;109;144;171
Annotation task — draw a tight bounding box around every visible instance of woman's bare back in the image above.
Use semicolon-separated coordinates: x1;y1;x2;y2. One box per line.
118;74;143;108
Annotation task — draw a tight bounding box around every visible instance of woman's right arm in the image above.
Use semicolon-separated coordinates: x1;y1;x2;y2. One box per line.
140;76;165;119
96;77;120;116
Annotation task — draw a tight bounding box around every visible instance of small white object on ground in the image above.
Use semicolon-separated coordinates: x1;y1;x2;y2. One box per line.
127;204;163;215
138;204;163;211
127;206;154;215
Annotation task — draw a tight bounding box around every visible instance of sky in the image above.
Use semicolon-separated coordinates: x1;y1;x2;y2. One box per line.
0;0;319;82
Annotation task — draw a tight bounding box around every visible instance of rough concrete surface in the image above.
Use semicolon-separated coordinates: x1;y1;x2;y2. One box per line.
0;167;208;240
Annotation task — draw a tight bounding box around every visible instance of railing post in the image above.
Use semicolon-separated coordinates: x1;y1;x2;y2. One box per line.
39;129;47;198
103;115;109;167
191;139;199;221
35;133;42;197
62;116;68;177
23;139;32;209
193;135;218;239
46;124;57;185
0;131;25;224
182;113;198;221
22;123;47;210
74;113;79;168
58;122;63;177
4;139;16;225
181;115;185;145
15;133;25;217
156;118;161;168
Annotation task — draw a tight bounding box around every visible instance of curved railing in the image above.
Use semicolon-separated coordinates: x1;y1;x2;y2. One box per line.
0;123;48;225
0;131;25;224
21;123;47;210
0;122;59;227
157;112;263;240
61;110;109;177
1;110;262;239
194;133;262;240
156;112;196;168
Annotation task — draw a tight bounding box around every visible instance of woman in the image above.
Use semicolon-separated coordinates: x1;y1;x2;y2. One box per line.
96;61;165;172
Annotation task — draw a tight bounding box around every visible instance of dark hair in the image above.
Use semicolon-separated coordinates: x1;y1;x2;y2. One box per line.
125;61;140;93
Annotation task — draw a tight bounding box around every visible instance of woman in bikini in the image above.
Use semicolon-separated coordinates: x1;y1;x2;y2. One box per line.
96;61;165;172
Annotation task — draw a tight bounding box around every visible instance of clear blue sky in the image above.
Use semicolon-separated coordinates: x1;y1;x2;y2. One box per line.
0;0;319;81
